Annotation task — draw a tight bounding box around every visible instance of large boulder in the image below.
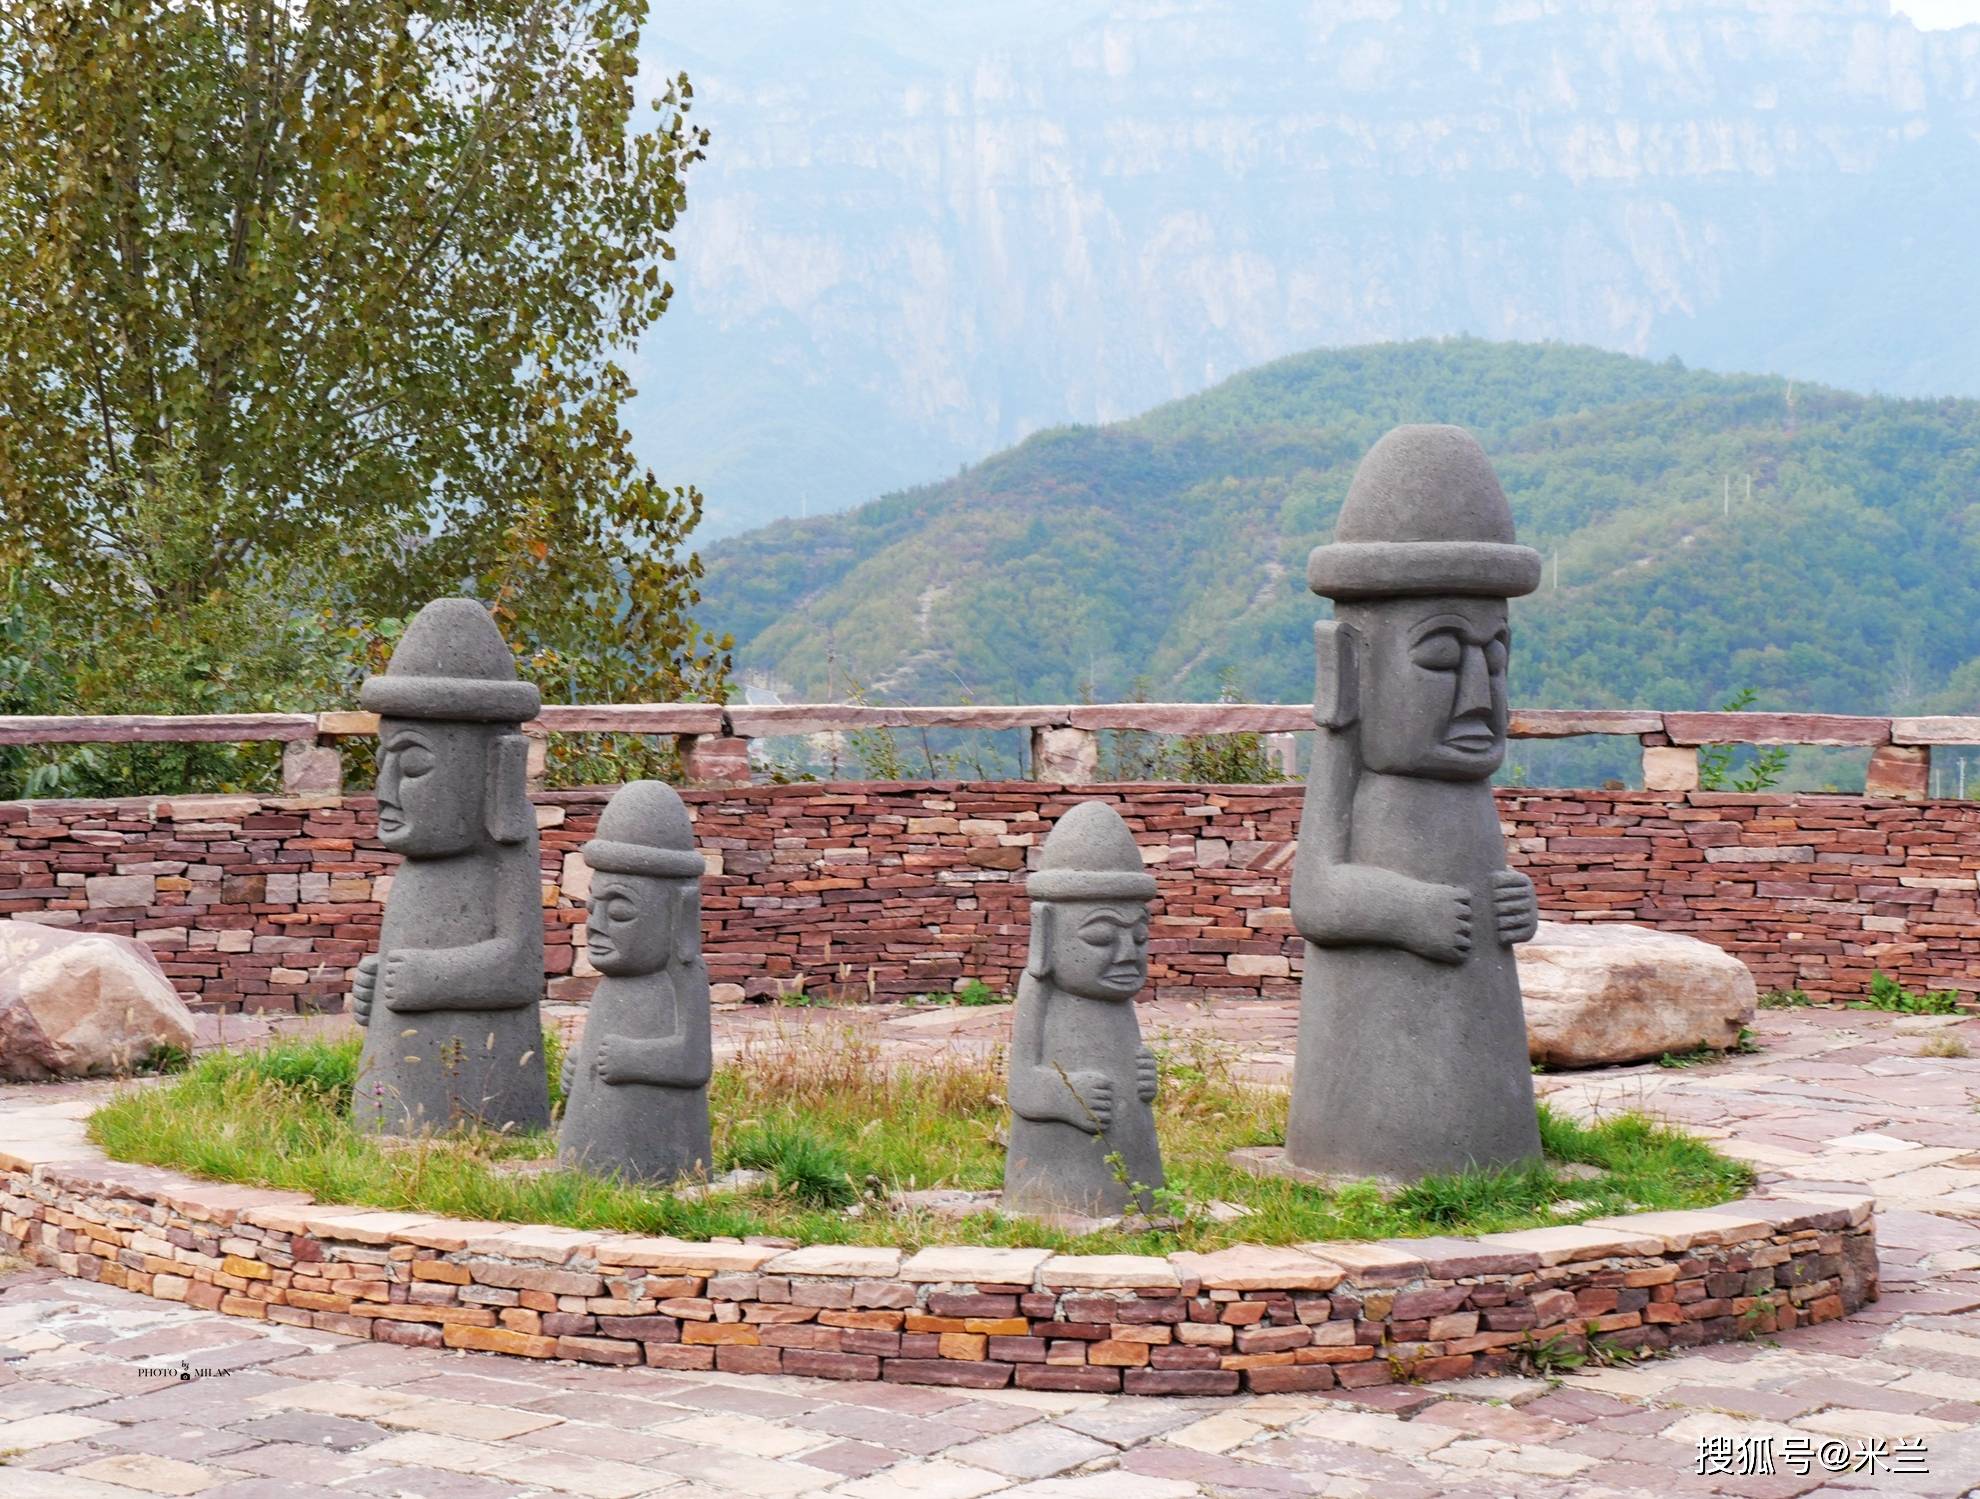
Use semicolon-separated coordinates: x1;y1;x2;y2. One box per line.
0;923;197;1081
1518;921;1756;1069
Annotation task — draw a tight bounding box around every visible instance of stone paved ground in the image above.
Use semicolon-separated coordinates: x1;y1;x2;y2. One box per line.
4;1002;1980;1497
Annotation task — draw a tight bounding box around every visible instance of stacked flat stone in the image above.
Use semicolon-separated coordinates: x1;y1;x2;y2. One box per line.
350;598;548;1135
558;780;712;1184
1004;801;1163;1218
1288;425;1545;1181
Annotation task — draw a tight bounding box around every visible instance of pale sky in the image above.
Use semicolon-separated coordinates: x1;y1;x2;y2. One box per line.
1892;0;1980;27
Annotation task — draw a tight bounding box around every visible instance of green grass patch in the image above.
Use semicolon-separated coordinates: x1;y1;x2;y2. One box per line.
1850;972;1963;1016
86;1028;1753;1254
904;979;1010;1008
1757;988;1813;1010
1655;1026;1761;1069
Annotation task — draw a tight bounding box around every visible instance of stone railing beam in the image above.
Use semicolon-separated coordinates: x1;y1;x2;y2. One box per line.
725;704;1073;737
0;713;318;745
1066;703;1313;734
1508;710;1664;738
1662;712;1891;746
1891;716;1980;745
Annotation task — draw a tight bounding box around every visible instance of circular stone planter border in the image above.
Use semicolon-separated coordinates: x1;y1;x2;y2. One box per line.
0;1115;1879;1397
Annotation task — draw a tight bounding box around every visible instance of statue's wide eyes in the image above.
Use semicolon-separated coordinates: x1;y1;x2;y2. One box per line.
1409;633;1463;671
394;746;435;778
1484;636;1508;674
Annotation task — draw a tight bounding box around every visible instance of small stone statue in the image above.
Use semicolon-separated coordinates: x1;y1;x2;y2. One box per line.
350;598;548;1135
557;780;712;1183
1004;801;1163;1218
1287;424;1544;1182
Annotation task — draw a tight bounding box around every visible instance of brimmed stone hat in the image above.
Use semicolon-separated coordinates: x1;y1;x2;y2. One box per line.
582;780;706;880
361;598;541;723
1307;425;1542;601
1028;801;1158;903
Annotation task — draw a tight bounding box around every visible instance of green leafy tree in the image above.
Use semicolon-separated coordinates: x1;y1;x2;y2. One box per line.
0;0;729;790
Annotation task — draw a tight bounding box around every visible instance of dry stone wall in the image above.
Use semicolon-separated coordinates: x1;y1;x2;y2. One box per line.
0;783;1973;1012
0;1149;1879;1396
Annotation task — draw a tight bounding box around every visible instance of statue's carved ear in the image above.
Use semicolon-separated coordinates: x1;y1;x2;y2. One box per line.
1025;902;1053;980
672;881;703;966
1313;619;1361;730
484;733;533;845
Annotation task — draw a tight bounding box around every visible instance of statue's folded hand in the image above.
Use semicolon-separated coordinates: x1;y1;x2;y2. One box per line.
1405;882;1474;966
1066;1070;1115;1133
1492;869;1540;945
377;950;434;1012
351;953;379;1027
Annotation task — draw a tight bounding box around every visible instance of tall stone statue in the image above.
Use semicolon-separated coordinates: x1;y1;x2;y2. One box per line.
557;780;712;1183
1004;801;1164;1218
350;598;548;1135
1286;425;1544;1182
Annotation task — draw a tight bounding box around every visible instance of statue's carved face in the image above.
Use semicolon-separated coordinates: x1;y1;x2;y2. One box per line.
587;874;688;977
1049;900;1150;1002
376;719;489;857
1350;597;1511;780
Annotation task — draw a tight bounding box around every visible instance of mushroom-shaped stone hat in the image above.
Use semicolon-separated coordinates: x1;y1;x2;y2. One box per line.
1028;801;1158;903
360;598;542;723
1307;425;1542;601
582;780;705;879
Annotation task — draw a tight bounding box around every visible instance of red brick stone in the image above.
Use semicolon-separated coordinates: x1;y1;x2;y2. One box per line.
1016;1365;1121;1392
643;1344;714;1371
715;1345;783;1374
784;1350;881;1381
1244;1365;1337;1393
556;1335;641;1365
1125;1369;1240;1395
884;1358;1013;1389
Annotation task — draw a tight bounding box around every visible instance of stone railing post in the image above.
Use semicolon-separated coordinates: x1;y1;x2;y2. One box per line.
1866;744;1929;800
1641;739;1699;792
678;732;752;788
1031;725;1099;783
522;723;550;792
280;737;343;795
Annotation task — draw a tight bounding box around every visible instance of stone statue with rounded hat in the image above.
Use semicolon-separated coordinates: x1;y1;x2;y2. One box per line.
1003;800;1164;1219
350;597;549;1136
556;779;713;1184
1285;424;1544;1183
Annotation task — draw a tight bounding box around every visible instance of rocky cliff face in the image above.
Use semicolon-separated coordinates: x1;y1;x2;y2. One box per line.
637;1;1980;533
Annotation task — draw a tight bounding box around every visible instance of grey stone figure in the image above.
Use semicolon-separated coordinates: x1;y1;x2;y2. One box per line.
1286;424;1544;1182
350;598;548;1135
1004;801;1164;1218
556;780;712;1183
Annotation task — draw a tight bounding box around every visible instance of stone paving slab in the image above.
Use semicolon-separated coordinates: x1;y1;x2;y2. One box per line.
3;1005;1980;1495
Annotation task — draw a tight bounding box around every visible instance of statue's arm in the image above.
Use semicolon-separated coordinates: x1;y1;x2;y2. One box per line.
1291;727;1473;966
596;967;713;1089
381;854;543;1012
1006;977;1112;1133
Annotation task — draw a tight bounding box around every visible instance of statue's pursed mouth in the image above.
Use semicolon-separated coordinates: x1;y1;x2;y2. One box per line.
1443;717;1496;750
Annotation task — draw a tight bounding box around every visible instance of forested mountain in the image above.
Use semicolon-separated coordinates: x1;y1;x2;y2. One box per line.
700;341;1980;748
640;0;1980;534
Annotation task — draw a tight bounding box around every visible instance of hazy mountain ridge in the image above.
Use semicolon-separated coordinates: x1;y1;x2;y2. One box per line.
638;0;1980;533
699;339;1980;738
